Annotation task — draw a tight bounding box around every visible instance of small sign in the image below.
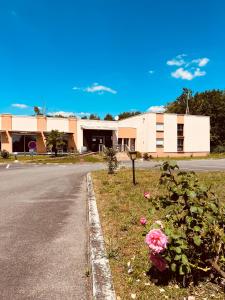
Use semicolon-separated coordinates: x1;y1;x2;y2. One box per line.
28;141;36;150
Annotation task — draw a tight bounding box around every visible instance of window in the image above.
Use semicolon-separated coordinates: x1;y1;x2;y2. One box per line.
156;138;164;147
12;134;37;153
156;123;164;132
177;138;184;152
177;124;184;136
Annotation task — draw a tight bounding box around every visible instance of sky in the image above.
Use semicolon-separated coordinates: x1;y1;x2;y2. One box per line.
0;0;224;118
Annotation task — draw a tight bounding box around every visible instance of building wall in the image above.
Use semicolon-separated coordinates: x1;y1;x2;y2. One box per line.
184;115;210;152
0;113;210;155
119;113;156;152
47;118;69;132
164;114;177;152
12;116;37;132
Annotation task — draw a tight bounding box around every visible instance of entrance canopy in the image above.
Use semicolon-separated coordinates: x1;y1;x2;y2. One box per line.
81;125;117;131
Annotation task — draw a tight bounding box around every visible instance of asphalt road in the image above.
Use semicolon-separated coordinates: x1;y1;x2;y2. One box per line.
0;158;225;299
0;163;103;300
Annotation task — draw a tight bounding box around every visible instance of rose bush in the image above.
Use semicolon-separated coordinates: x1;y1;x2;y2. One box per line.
142;161;225;286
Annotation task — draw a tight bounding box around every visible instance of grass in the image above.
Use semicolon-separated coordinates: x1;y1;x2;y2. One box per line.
0;153;105;164
92;169;225;300
146;153;225;161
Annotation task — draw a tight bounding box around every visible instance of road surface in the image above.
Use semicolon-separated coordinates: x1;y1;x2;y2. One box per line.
0;163;102;300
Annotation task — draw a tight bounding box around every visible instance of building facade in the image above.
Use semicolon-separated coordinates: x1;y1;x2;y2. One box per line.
0;113;210;157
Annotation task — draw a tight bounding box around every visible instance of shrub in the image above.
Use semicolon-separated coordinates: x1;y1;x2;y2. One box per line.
136;151;142;159
104;147;118;174
143;153;150;160
143;161;225;286
212;145;225;153
1;149;10;159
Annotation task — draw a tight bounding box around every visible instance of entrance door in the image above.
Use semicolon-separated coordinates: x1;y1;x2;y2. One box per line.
91;136;105;152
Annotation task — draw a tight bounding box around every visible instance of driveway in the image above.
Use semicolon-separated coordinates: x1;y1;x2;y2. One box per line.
0;163;103;300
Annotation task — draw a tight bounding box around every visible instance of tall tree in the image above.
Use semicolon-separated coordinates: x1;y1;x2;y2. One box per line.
104;113;114;121
89;114;100;120
118;111;141;120
34;106;41;115
166;89;225;149
46;130;65;157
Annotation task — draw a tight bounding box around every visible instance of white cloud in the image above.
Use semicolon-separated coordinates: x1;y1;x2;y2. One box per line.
73;83;117;95
48;111;75;117
191;57;210;67
166;54;186;66
11;103;29;109
167;54;209;80
147;105;165;113
171;67;206;80
84;83;117;94
148;70;155;74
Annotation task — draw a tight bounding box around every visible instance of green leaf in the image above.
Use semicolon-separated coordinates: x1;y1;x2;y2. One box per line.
174;254;181;261
193;226;201;232
171;263;176;272
175;247;182;254
190;206;198;213
181;254;188;265
179;265;185;275
193;235;202;246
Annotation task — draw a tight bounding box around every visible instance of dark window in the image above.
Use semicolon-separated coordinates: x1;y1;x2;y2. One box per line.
12;134;37;153
177;124;184;137
177;138;184;152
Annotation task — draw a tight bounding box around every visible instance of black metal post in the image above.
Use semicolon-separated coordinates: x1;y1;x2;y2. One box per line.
132;159;136;185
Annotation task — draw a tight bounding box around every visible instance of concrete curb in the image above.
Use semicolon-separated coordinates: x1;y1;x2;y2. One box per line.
87;173;116;300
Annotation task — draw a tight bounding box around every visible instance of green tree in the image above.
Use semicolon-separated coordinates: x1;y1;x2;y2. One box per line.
166;89;225;149
89;114;100;120
104;113;114;121
46;130;65;157
81;116;88;119
118;111;141;120
34;106;42;115
104;147;118;174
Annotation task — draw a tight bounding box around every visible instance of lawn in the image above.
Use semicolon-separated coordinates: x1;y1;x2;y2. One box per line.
92;169;225;300
0;153;104;164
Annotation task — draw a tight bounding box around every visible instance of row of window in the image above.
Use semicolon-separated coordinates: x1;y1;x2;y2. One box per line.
156;138;184;151
156;123;184;136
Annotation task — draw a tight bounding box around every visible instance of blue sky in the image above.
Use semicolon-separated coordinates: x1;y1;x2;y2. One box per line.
0;0;224;118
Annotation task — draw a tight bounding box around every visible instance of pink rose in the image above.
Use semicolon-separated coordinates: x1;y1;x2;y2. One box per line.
145;229;168;253
144;192;151;199
149;253;168;272
140;217;147;225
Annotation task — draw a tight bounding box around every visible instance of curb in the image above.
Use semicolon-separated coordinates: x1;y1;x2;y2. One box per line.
87;173;116;300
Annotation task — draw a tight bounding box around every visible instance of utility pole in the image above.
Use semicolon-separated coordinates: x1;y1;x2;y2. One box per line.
186;90;190;115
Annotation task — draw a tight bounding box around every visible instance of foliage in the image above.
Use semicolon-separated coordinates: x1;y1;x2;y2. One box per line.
104;113;114;121
118;111;141;120
46;130;65;157
143;153;150;160
1;149;10;159
89;113;100;120
146;161;225;285
104;147;118;174
33;106;42;115
81;116;88;119
136;151;142;159
166;89;225;149
212;145;225;153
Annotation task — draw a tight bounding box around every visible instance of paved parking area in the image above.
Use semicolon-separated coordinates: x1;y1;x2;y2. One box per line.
0;163;102;300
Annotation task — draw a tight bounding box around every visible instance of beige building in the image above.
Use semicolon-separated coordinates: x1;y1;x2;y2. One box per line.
0;113;210;157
